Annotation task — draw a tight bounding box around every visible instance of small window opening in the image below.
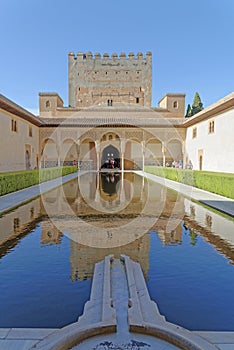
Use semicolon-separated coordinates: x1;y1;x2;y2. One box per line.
14;218;20;231
46;100;50;108
29;126;32;137
107;100;113;106
136;97;139;104
173;101;178;108
11;119;17;132
209;120;215;133
192;127;197;139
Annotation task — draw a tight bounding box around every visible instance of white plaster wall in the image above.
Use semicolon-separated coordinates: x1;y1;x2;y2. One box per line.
185;109;234;173
0;109;39;172
184;199;234;246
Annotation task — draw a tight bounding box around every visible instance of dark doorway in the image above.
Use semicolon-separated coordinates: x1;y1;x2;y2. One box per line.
25;150;31;170
101;173;120;196
101;145;120;169
199;155;203;170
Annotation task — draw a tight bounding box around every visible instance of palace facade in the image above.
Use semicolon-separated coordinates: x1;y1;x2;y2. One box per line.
0;51;233;173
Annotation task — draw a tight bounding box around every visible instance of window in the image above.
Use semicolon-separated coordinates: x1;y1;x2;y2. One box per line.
109;134;113;140
30;207;34;219
107;99;113;106
173;101;178;108
45;100;50;108
29;126;32;137
11;119;17;132
136;97;139;104
192;127;197;138
14;218;20;231
208;120;215;134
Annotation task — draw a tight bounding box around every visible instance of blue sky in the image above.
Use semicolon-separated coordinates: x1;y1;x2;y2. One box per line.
0;0;233;114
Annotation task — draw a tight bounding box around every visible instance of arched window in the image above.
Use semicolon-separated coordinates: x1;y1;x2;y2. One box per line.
173;101;178;109
208;120;215;133
45;100;51;108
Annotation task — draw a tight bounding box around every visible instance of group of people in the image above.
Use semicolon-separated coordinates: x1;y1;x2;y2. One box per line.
103;158;117;169
165;160;193;169
166;160;183;168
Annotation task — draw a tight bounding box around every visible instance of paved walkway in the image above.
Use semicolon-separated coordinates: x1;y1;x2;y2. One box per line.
139;171;234;217
0;172;79;215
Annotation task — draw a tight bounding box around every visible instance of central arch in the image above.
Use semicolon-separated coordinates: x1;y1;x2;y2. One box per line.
101;144;120;169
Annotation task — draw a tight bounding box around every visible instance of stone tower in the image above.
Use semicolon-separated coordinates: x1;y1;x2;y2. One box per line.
68;51;152;108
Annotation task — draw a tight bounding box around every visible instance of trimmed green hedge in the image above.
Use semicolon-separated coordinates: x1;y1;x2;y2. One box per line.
0;166;77;196
144;166;234;200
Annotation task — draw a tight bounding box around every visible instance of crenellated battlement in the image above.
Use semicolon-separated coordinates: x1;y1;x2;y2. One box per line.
68;51;152;61
68;50;152;108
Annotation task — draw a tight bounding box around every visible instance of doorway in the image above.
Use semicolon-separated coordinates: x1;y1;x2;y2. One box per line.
101;145;120;169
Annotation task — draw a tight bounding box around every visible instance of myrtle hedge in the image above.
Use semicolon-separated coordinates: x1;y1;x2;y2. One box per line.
0;166;77;196
144;166;234;199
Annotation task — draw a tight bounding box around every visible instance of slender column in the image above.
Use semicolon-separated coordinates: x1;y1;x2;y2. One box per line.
56;131;61;167
95;140;100;171
140;174;145;201
141;141;145;171
182;140;186;169
95;181;100;202
56;145;61;167
120;139;126;172
162;142;166;167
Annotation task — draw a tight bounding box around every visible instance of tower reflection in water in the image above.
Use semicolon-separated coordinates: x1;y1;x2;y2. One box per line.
41;172;184;281
2;172;233;286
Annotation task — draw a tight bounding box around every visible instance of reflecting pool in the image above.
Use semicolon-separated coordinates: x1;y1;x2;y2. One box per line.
0;172;234;330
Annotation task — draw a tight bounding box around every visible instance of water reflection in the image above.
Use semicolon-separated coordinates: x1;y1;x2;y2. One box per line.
0;173;234;279
1;173;234;330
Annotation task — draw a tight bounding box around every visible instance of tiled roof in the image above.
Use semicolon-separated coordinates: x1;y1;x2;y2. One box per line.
0;94;44;126
40;107;184;127
40;117;184;127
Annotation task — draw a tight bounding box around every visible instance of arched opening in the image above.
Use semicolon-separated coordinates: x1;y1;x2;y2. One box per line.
125;139;142;170
145;139;163;166
165;139;183;167
61;139;78;166
100;173;120;197
80;139;97;170
41;138;58;168
101;144;120;169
